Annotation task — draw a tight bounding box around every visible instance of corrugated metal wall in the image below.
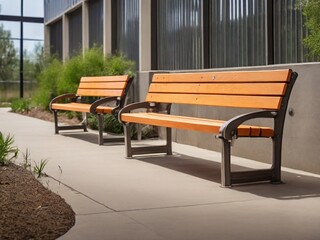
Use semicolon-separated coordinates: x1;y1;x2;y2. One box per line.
157;0;203;70
44;0;82;23
209;0;266;68
49;19;63;60
44;0;311;69
116;0;139;67
89;0;103;48
273;0;309;63
68;7;82;57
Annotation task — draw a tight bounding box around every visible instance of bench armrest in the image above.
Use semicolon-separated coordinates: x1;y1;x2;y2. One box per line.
118;101;152;124
49;93;79;111
89;96;119;114
219;110;278;140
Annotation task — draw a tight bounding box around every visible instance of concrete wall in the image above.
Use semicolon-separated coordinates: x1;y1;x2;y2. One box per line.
136;63;320;175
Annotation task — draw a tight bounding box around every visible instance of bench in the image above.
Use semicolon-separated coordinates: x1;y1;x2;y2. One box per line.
49;75;133;145
118;69;298;187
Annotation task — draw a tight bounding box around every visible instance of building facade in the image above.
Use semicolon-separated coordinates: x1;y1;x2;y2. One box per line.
44;0;311;71
44;0;320;175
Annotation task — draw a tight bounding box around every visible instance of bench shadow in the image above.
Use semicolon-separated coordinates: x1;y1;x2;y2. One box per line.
134;153;320;200
61;132;124;145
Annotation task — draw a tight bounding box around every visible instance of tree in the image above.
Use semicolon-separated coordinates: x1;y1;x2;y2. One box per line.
299;0;320;59
0;24;18;80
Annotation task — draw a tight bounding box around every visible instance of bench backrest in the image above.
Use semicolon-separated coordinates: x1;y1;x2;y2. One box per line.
146;69;296;110
76;75;132;97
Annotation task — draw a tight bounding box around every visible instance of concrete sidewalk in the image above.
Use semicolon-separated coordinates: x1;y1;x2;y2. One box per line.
1;107;320;240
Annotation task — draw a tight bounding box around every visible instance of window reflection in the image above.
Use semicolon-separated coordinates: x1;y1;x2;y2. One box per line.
0;0;21;16
23;0;44;17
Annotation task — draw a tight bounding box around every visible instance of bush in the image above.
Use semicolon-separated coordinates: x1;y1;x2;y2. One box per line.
11;98;31;113
0;132;18;166
299;0;320;59
34;47;136;110
34;59;63;110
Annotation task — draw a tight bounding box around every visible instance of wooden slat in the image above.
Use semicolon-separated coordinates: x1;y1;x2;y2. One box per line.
78;82;127;89
80;75;129;83
146;93;282;110
51;103;91;112
76;88;124;97
152;70;291;83
121;112;274;137
148;83;287;96
51;102;114;114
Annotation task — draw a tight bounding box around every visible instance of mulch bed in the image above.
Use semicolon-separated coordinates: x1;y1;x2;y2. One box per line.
0;108;77;239
0;164;75;239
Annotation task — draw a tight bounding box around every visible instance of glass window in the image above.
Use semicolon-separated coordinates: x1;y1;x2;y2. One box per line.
0;21;20;39
0;0;21;16
23;22;44;40
23;0;44;17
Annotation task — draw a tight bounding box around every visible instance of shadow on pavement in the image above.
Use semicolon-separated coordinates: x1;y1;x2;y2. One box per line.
135;153;320;200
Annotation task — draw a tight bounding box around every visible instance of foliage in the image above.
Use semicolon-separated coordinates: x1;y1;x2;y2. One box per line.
0;132;18;166
299;0;320;59
21;148;32;171
104;114;124;134
34;47;136;110
34;59;63;109
0;24;18;81
11;98;31;113
33;159;48;178
87;114;123;134
20;148;48;178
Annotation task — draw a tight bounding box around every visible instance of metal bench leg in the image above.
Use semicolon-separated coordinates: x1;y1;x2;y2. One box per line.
221;139;232;187
53;111;59;134
83;113;88;132
97;114;104;145
166;127;172;155
271;136;282;183
124;124;132;158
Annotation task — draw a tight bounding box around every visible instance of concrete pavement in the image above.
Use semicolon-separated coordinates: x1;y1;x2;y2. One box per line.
1;107;320;240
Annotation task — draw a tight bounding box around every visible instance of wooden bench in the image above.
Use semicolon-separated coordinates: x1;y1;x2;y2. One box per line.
118;69;298;187
49;75;133;145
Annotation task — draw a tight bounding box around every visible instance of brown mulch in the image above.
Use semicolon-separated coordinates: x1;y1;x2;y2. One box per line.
0;164;75;239
0;108;78;239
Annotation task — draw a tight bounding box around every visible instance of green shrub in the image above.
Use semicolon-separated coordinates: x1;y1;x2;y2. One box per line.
104;114;123;134
34;59;63;110
298;0;320;59
104;54;136;77
0;132;18;166
87;114;123;134
33;47;136;110
11;98;31;113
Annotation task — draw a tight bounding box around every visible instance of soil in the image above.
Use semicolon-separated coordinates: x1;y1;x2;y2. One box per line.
0;108;78;239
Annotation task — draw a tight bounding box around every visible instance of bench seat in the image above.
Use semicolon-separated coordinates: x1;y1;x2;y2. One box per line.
121;112;274;137
51;102;114;114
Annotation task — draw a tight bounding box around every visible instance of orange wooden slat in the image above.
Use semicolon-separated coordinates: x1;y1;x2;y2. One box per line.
51;102;114;114
121;112;274;137
78;81;127;89
80;75;129;83
76;88;124;97
148;82;287;96
51;103;91;112
152;69;291;83
146;93;282;110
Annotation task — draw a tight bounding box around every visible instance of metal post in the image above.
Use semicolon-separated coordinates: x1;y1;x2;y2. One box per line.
20;0;24;98
166;127;172;155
